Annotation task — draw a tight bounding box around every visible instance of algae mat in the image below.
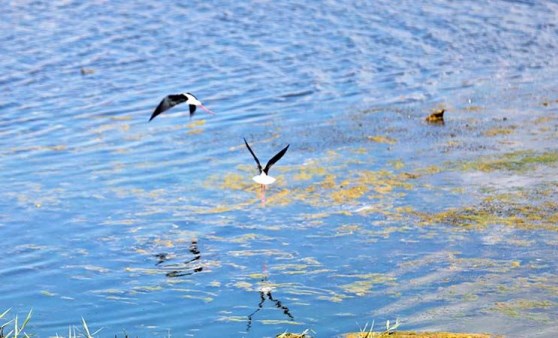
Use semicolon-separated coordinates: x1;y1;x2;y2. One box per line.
344;332;499;338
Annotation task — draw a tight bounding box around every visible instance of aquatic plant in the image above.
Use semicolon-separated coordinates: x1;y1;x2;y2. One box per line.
414;189;558;231
385;318;400;334
0;309;32;338
458;150;558;173
276;328;313;337
353;318;399;337
80;317;102;338
356;319;375;337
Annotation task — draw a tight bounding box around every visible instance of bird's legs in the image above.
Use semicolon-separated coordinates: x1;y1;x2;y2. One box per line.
260;184;267;207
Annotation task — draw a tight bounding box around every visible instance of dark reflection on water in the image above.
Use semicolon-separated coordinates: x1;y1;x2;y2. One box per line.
246;269;294;332
156;239;203;277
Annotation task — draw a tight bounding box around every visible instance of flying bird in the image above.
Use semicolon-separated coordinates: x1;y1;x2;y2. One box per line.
149;92;215;122
244;138;289;187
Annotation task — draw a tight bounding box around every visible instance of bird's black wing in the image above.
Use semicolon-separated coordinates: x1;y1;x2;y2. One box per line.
244;138;263;174
189;104;197;116
263;144;289;174
149;94;188;121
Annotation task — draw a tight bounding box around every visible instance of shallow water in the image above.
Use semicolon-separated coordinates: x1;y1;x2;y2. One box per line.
1;1;558;337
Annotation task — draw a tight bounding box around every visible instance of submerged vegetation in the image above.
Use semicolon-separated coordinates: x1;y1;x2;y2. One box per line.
414;186;558;231
5;91;558;336
344;333;497;338
458;150;558;173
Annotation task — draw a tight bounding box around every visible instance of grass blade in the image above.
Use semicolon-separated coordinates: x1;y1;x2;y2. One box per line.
14;314;18;338
0;309;10;320
82;317;92;338
20;309;33;332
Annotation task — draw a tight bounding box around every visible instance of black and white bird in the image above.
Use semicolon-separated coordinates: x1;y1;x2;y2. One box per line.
244;138;289;186
149;92;215;122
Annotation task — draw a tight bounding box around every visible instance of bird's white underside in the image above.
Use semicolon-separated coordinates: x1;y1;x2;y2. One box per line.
253;173;276;185
183;93;201;106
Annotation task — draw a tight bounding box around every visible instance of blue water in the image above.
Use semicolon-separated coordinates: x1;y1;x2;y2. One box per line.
2;1;558;337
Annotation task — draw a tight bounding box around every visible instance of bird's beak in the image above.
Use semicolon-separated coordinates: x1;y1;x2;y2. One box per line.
199;104;216;115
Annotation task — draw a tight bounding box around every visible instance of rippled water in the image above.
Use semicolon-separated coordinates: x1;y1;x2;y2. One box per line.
2;1;558;337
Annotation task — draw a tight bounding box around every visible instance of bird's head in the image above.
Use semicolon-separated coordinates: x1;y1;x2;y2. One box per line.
184;92;216;115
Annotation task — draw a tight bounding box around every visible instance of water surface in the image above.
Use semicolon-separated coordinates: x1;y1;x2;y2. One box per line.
1;1;558;337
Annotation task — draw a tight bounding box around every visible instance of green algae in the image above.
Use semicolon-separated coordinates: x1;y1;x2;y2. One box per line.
447;254;521;274
40;290;56;297
331;186;367;203
293;164;327;181
113;103;558;337
344;332;497;338
389;159;405;170
483;127;515;137
368;135;397;144
261;319;303;326
186;119;206;135
458;150;558;173
492;299;554;320
326;170;414;205
276;330;312;338
414;191;558;231
337;273;397;297
220;172;251;190
271;262;327;276
463;105;484;112
207;233;274;244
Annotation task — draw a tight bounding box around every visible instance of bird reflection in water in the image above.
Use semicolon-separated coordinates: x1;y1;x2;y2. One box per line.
246;265;294;331
154;239;203;277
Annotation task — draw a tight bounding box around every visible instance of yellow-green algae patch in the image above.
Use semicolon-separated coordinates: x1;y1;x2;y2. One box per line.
186;119;206;128
404;165;442;179
228;249;296;259
368;135;397;144
271;261;330;276
389;159;405;170
463;105;484;112
447;254;521;274
458;150;558;172
492;299;554;321
338;273;397;296
414;192;558;231
131;285;163;293
207;233;274;244
266;188;292;206
327;170;414;205
40;290;56;297
217;315;249;323
220;173;251;190
483;126;515;137
199;149;436;213
293;164;327;181
261;319;303;325
276;330;311;338
331;185;367;204
186;119;206;135
344;332;498;338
